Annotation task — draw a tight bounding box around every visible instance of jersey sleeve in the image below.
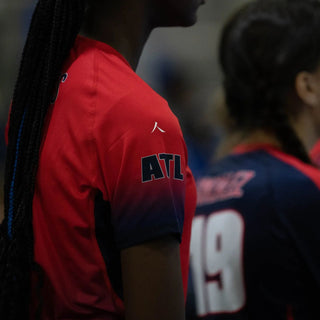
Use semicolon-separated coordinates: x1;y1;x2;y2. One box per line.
93;94;187;250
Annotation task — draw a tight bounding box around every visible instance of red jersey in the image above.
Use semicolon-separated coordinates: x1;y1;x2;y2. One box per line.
310;139;320;167
26;36;196;319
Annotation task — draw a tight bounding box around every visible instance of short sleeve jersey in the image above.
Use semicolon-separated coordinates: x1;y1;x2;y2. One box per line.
28;36;196;319
187;144;320;320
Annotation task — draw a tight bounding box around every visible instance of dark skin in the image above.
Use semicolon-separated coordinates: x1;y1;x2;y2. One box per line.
82;0;205;319
82;0;205;69
121;236;185;320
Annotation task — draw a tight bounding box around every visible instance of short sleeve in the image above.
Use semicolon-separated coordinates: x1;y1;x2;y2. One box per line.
93;95;188;250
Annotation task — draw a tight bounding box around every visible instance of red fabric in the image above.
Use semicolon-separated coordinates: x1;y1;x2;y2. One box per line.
27;36;196;319
232;143;280;155
287;305;294;320
310;139;320;167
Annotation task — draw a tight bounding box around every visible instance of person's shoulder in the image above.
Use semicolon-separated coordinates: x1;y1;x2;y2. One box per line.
265;149;320;213
196;148;320;209
65;37;179;132
94;70;180;139
93;69;182;149
66;36;171;114
93;88;182;150
230;146;320;194
62;36;152;100
84;40;164;109
267;148;320;191
96;60;169;117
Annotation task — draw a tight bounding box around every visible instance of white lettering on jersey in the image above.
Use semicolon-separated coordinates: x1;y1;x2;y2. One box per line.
151;122;166;133
197;171;255;206
190;210;246;316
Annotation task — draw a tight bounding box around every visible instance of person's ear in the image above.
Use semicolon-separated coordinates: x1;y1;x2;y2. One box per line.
295;71;320;107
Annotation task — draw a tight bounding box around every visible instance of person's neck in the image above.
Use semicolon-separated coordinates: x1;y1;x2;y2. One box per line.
214;129;281;160
234;129;282;149
81;3;152;71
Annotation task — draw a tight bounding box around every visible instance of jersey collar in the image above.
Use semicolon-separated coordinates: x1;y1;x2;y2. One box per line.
76;35;132;69
232;143;282;155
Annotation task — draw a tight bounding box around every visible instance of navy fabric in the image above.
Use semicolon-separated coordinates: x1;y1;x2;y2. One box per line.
94;192;123;300
188;149;320;320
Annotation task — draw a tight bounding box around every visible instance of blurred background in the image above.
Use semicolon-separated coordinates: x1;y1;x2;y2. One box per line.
0;0;248;221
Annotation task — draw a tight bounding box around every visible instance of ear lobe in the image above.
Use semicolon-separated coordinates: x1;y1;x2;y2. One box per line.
295;71;319;107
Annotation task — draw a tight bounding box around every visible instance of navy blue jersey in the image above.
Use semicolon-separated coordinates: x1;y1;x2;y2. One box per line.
187;144;320;320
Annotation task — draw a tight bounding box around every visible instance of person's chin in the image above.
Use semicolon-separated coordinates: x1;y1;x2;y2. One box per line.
177;13;198;27
183;18;197;27
155;11;198;28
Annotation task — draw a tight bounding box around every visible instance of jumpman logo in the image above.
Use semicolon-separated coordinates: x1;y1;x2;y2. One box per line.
151;122;166;133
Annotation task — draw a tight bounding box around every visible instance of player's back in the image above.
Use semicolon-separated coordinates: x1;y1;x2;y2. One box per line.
189;144;320;320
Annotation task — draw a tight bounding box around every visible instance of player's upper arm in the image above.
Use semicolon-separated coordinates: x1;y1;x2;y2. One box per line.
121;235;185;320
93;93;187;248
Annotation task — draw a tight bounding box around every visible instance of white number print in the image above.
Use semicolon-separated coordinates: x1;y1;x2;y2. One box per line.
190;210;246;317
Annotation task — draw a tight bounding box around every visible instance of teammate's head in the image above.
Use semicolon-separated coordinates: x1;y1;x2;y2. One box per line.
219;0;320;163
0;0;86;318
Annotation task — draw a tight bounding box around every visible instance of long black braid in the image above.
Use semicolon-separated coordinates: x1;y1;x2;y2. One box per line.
219;0;320;164
0;0;86;318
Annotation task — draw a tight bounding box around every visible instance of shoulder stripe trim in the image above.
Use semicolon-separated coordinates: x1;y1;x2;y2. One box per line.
232;143;320;191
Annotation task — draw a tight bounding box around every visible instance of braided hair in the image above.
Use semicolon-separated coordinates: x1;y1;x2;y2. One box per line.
0;0;86;318
219;0;320;164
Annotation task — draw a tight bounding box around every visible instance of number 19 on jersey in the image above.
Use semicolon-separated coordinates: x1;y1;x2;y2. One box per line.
190;209;246;317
